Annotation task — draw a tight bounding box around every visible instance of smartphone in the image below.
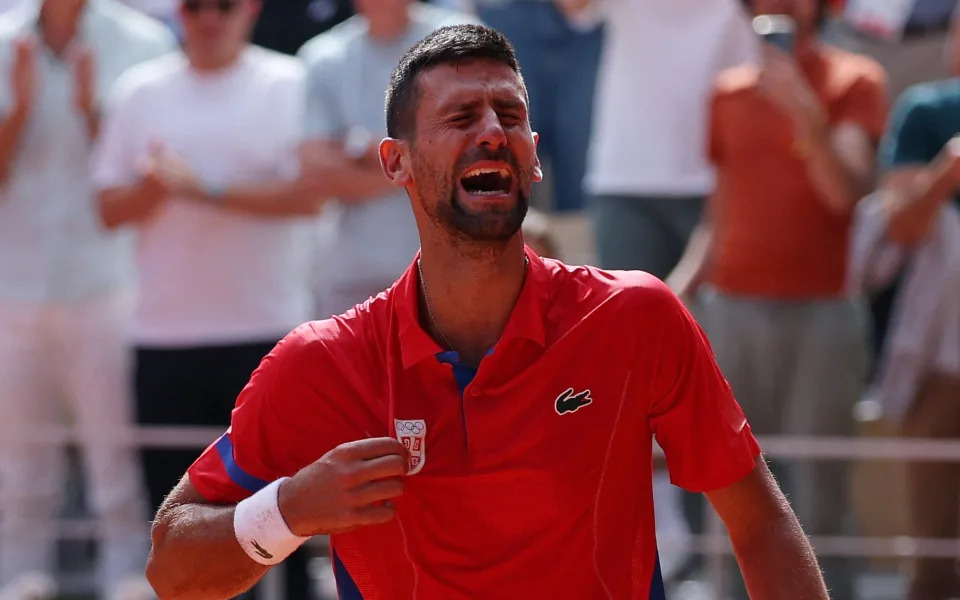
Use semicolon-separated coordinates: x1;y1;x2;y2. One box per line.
752;14;797;53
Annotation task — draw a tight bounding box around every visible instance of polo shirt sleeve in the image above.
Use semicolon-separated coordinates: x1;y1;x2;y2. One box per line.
645;283;761;493
833;63;889;141
188;320;379;503
878;87;937;171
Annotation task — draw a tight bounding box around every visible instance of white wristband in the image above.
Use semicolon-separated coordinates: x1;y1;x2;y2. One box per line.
233;478;309;565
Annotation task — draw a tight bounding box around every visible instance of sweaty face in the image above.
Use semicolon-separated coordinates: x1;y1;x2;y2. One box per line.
407;60;541;243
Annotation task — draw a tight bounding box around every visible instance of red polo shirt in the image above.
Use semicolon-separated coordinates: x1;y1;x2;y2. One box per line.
188;247;760;600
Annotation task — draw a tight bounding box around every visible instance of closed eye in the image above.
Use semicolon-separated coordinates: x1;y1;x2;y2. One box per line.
499;112;523;126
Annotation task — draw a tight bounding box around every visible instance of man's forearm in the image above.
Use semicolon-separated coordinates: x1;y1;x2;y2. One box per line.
98;183;162;229
83;109;100;143
798;123;865;215
0;106;29;185
204;180;324;216
884;159;955;245
147;503;269;600
665;221;714;298
732;510;828;600
312;162;394;202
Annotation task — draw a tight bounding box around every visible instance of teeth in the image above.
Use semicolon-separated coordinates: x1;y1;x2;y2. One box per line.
462;167;511;179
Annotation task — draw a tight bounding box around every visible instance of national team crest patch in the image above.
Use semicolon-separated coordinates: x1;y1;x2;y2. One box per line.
394;419;426;475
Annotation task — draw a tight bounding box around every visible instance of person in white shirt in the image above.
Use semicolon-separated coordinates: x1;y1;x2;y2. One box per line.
92;0;323;595
0;1;175;597
0;0;24;14
474;0;603;213
561;0;757;279
299;0;475;318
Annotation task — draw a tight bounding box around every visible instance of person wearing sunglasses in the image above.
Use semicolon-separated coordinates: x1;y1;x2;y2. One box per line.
92;0;324;596
0;1;175;599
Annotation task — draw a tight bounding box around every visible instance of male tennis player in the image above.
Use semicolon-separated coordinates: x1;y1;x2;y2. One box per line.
146;24;829;600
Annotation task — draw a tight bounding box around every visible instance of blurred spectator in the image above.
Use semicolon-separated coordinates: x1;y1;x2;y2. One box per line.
92;0;322;596
118;0;181;37
0;0;23;13
252;0;352;56
522;208;559;258
430;0;472;11
561;0;757;583
299;0;475;318
572;0;757;279
669;0;887;597
0;0;174;597
850;21;960;598
475;0;602;212
827;0;958;100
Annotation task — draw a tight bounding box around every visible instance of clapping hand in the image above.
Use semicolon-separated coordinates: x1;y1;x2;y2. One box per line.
11;35;36;116
71;44;97;119
758;44;825;135
137;141;204;204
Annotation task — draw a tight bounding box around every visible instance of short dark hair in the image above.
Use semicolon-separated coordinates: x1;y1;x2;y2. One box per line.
385;24;522;140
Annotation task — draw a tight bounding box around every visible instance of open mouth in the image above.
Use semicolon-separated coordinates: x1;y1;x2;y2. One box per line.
459;167;513;196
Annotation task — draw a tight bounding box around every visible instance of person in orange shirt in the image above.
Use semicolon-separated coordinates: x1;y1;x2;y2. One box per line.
667;0;887;598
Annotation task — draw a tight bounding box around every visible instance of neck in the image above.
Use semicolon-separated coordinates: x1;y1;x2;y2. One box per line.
40;11;80;56
366;12;410;42
188;47;243;72
418;235;527;367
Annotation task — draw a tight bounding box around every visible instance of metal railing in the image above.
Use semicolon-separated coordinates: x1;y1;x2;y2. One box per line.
10;426;960;599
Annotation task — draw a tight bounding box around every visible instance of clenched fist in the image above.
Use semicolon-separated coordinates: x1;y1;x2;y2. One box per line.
278;437;408;537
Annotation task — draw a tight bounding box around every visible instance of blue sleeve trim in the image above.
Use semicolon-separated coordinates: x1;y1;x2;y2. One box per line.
214;434;270;494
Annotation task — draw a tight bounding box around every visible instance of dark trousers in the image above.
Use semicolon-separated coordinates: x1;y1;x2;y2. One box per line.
136;340;312;599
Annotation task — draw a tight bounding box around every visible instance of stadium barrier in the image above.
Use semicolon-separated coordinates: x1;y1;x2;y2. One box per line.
6;426;958;599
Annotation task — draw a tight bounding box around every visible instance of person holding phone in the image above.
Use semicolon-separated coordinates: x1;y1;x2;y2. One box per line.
667;1;888;598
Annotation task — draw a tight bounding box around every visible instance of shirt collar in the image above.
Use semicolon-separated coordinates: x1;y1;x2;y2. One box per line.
396;245;549;369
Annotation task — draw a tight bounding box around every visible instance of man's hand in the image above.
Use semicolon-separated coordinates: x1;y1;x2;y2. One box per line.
278;438;408;537
882;135;960;244
139;141;204;200
758;45;826;137
933;136;960;189
11;36;36;116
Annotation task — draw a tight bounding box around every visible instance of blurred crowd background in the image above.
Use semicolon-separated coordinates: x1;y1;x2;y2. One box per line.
0;0;958;599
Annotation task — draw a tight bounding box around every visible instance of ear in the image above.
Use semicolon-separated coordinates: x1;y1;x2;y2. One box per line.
531;131;543;183
379;137;413;188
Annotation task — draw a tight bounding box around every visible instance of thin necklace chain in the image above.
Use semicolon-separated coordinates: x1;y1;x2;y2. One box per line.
417;255;529;353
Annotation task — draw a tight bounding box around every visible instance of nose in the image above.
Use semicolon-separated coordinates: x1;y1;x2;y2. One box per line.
475;107;507;150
